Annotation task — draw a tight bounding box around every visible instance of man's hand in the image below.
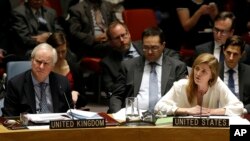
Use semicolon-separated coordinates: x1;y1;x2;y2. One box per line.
31;32;51;43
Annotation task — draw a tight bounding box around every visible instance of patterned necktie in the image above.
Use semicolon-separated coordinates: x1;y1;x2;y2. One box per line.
228;69;236;95
148;62;158;112
94;9;106;32
39;82;49;113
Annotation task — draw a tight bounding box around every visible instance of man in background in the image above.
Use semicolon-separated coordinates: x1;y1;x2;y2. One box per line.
220;35;250;113
10;0;62;58
108;27;187;113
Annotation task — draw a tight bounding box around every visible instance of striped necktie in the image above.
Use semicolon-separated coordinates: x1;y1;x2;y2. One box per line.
39;82;49;113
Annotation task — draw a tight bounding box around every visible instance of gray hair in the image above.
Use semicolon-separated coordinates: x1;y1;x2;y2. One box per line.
30;43;58;65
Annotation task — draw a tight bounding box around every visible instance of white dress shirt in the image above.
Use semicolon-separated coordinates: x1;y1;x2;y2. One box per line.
137;55;163;110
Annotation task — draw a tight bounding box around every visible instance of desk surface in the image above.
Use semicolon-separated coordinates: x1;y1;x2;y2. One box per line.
0;124;229;141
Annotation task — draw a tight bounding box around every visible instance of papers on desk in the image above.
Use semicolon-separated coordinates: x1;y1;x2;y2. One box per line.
27;109;103;124
67;109;103;119
27;113;70;124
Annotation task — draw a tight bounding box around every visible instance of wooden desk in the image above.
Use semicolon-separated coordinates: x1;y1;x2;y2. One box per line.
0;124;229;141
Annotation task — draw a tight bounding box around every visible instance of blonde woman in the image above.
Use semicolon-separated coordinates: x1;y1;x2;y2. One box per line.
155;53;244;116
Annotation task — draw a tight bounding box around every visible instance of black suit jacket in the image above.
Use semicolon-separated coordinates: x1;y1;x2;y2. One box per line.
68;61;87;108
101;41;181;95
195;41;250;65
68;0;116;58
108;53;187;113
10;3;62;56
220;63;250;113
100;41;143;94
3;70;73;116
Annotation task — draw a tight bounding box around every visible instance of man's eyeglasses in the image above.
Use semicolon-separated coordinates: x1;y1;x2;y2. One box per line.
143;45;161;52
112;32;129;41
213;27;231;36
33;58;51;66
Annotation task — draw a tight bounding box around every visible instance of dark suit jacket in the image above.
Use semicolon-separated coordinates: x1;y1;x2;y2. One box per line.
3;70;73;116
100;41;143;94
68;0;116;58
10;2;61;56
219;63;250;113
108;53;187;113
101;41;181;95
195;41;250;65
68;61;87;108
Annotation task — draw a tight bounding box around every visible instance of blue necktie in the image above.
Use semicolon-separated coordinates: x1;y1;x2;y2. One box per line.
228;69;235;94
39;82;49;113
149;62;158;112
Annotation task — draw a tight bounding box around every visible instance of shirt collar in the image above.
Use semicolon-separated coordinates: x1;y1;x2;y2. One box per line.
31;72;50;86
145;54;163;66
224;63;238;73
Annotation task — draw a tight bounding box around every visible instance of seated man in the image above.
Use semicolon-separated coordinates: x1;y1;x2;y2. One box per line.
195;11;250;65
2;43;73;116
67;0;117;59
108;27;187;113
220;35;250;113
101;21;180;96
10;0;62;58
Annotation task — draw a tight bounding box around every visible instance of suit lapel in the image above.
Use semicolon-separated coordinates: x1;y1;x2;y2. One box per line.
26;6;39;34
134;58;144;96
24;72;37;113
209;42;215;54
42;7;52;31
84;2;95;32
238;64;244;101
219;63;224;80
161;56;171;96
49;73;59;113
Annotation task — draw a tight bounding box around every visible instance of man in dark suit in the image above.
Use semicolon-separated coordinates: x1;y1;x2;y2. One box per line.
101;21;181;97
101;21;143;96
2;43;73;116
108;27;187;113
67;0;117;59
10;0;62;57
219;35;250;113
195;11;250;65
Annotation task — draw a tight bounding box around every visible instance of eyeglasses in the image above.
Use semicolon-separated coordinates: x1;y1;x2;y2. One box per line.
112;32;129;41
213;27;231;36
143;45;161;52
33;58;51;66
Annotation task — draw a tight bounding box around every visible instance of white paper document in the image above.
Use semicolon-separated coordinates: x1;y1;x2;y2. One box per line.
27;113;70;124
67;109;103;119
26;109;103;124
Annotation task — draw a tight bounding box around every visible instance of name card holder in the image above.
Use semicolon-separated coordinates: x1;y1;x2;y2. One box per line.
50;119;106;129
173;117;229;127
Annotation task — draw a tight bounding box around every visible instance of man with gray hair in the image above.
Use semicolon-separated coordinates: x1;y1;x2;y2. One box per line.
2;43;73;116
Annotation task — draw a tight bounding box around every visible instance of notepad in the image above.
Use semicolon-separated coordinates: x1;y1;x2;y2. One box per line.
155;117;173;126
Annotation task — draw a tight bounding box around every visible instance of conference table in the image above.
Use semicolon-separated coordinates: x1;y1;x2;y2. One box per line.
0;123;229;141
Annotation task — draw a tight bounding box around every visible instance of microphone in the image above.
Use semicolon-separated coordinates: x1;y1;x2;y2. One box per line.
200;92;203;118
60;85;74;120
199;90;209;117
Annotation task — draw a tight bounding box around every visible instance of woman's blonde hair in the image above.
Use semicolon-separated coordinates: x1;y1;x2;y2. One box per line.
186;53;219;103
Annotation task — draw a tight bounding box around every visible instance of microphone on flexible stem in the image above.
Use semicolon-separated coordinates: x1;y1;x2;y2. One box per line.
200;92;203;118
199;90;209;117
60;85;74;120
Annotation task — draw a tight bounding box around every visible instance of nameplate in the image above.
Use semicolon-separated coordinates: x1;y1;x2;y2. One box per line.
49;119;106;129
173;117;229;127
